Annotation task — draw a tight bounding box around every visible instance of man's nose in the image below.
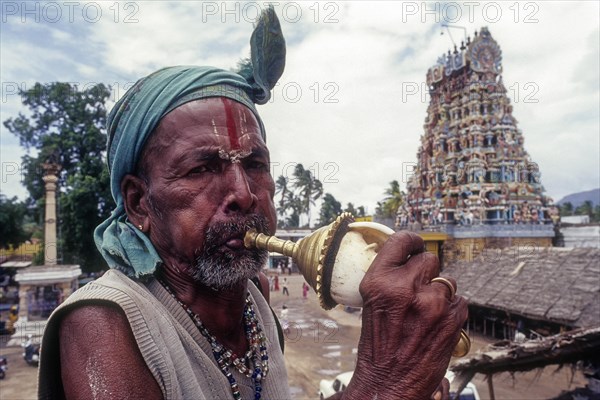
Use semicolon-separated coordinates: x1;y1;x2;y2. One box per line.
222;164;257;214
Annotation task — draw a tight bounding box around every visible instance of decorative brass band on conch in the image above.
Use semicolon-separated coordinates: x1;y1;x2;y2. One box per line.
244;213;471;358
245;213;353;310
244;230;298;258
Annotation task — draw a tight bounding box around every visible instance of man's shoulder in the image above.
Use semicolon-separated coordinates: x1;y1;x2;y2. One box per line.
65;269;148;305
57;294;163;399
59;301;129;338
54;270;138;337
49;269;155;337
90;268;136;286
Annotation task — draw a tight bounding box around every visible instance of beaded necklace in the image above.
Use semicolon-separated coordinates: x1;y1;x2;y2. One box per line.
158;280;269;400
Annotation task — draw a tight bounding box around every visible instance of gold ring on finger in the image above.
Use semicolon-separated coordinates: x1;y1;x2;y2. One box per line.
431;277;456;299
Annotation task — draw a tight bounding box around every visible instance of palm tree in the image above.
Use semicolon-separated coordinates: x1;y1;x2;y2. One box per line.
284;196;303;229
317;193;342;227
292;164;323;227
275;175;306;228
381;180;405;219
575;200;594;219
344;203;357;216
560;202;573;216
275;175;290;218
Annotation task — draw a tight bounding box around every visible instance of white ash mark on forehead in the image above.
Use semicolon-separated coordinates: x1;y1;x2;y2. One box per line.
218;149;252;164
238;109;248;135
211;118;219;135
237;132;251;142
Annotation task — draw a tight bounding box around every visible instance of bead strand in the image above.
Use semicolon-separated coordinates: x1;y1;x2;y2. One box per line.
158;279;269;399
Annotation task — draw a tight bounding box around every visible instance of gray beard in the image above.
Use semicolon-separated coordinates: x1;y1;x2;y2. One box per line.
189;215;269;290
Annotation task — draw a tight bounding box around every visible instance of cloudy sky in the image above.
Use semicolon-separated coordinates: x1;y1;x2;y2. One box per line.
1;1;598;216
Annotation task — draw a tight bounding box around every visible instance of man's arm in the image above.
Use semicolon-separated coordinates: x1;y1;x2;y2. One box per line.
59;304;163;399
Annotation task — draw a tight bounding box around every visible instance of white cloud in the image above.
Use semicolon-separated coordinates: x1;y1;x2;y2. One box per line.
1;1;598;212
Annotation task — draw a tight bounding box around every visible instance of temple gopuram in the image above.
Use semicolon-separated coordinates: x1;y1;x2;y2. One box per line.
401;27;558;261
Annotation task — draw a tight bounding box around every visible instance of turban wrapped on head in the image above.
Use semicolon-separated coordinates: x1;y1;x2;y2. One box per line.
94;7;285;278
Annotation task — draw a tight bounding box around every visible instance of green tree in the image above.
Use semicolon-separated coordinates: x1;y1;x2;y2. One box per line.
344;202;357;216
292;164;323;227
3;82;114;272
356;206;366;217
275;176;291;218
575;200;594;219
0;195;29;249
377;180;405;219
283;196;303;229
317;193;342;227
559;202;573;216
593;205;600;223
274;175;303;229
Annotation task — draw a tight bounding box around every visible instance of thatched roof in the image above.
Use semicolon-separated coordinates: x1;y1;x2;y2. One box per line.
442;247;600;328
450;327;600;395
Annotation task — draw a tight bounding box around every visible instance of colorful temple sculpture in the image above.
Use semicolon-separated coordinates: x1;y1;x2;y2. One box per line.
402;28;557;259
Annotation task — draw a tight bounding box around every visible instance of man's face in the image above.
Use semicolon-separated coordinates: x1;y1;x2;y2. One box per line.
137;97;276;289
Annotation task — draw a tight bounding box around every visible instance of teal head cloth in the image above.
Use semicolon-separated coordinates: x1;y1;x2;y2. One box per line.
94;7;285;278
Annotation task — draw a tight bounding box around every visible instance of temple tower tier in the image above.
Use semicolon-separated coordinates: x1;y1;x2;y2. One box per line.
401;27;558;233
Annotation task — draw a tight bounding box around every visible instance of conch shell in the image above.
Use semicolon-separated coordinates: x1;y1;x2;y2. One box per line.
244;213;471;357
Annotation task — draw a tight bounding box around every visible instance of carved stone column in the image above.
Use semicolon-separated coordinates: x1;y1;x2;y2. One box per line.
42;163;60;265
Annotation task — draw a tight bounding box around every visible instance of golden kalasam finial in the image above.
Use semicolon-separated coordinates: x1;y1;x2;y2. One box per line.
244;213;471;357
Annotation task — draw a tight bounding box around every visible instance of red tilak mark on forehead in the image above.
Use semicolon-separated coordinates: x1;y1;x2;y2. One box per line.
221;98;240;150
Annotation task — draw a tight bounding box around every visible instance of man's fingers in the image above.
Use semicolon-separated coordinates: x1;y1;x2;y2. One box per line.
409;251;441;283
430;378;450;400
430;276;458;301
371;231;424;273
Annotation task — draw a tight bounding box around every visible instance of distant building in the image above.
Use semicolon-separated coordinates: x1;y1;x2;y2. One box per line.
560;225;600;248
561;215;591;224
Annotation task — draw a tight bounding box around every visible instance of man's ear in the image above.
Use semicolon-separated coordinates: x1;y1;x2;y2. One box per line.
121;174;151;231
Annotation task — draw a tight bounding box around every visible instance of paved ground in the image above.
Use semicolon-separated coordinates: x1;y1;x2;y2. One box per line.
0;273;589;399
269;274;589;399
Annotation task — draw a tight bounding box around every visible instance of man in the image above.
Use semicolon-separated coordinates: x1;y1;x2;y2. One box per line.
38;8;467;400
282;277;289;296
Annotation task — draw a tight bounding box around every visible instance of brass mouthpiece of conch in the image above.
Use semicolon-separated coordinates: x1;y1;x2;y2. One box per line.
244;213;471;358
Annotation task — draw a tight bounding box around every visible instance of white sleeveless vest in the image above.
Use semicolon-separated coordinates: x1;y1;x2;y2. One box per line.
38;269;290;399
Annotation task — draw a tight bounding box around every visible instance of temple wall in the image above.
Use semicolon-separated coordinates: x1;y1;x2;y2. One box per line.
560;226;600;248
444;236;553;263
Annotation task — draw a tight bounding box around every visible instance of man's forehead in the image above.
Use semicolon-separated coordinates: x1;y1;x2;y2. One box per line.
157;97;265;148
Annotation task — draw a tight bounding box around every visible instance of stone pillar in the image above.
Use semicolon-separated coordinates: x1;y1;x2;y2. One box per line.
42;163;60;265
18;284;30;320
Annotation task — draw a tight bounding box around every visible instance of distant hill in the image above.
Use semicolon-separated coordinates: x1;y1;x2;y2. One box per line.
557;188;600;207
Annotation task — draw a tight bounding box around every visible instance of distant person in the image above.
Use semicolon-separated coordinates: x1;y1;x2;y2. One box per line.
302;282;309;299
282;277;289;296
280;304;290;335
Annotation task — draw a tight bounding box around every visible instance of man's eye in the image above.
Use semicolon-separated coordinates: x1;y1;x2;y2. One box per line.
246;160;269;171
188;165;215;175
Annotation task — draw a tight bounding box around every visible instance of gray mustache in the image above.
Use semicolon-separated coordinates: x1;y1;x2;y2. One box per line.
203;215;269;254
